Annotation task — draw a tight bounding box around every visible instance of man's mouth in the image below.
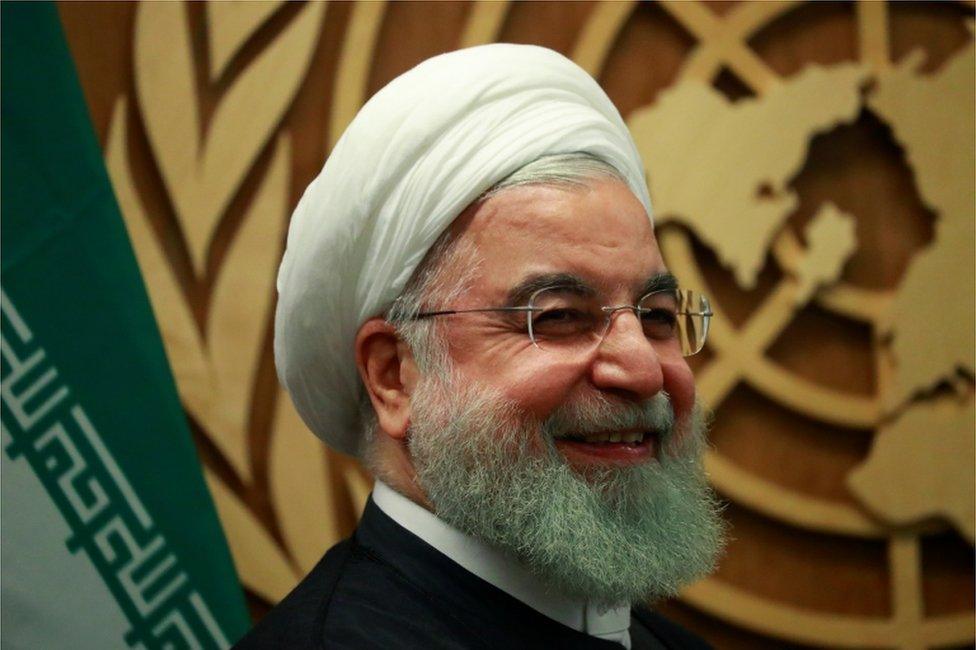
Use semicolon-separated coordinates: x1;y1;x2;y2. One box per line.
553;431;648;444
551;429;659;465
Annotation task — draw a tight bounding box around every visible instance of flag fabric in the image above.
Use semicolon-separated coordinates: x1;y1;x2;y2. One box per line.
1;3;251;648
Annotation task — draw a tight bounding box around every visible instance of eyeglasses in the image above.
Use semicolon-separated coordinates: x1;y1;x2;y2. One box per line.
414;287;712;357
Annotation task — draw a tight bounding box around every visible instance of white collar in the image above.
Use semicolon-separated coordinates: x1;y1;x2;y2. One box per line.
372;481;632;648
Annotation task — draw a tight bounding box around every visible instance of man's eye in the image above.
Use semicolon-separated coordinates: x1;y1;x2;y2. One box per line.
532;308;593;335
640;308;677;337
535;307;584;322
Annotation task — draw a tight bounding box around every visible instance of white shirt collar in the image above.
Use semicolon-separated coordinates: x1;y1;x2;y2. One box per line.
372;481;632;648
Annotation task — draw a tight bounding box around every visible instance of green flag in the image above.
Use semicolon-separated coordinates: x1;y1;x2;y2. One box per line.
1;3;250;647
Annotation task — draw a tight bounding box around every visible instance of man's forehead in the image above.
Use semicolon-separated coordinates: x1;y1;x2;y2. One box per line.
454;177;650;231
449;179;664;300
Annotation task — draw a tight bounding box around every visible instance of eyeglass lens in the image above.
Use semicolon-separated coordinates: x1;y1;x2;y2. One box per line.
526;287;711;357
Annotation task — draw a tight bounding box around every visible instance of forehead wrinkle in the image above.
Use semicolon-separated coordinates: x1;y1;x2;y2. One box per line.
469;185;604;246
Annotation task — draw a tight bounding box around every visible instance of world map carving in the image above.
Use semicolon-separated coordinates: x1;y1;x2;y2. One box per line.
851;38;975;542
628;64;866;289
629;42;974;545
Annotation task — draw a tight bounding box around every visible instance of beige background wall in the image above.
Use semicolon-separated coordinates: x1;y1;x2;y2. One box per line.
59;2;974;648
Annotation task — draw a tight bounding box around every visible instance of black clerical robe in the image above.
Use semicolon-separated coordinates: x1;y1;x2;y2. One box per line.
234;498;710;649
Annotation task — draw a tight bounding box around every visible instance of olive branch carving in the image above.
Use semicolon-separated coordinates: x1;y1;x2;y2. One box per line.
104;0;345;603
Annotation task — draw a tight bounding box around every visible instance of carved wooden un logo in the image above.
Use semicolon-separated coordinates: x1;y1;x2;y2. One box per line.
103;1;974;646
619;2;974;647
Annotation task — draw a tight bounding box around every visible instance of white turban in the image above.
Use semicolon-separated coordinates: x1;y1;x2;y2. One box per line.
275;44;652;456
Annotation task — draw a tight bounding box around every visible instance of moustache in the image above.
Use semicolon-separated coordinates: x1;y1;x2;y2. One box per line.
539;393;676;446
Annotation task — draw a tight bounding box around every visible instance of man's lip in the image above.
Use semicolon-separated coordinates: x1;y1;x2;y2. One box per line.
553;432;657;466
552;428;650;443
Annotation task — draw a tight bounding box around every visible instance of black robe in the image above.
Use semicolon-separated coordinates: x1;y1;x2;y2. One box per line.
235;497;711;649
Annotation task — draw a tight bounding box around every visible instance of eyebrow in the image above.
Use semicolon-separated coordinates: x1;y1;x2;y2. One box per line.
505;273;595;306
637;272;678;297
505;271;679;306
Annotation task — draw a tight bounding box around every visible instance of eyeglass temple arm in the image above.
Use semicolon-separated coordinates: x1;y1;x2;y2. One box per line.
413;306;540;320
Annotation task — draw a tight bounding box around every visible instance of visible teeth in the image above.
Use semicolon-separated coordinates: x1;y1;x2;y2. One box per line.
556;431;648;444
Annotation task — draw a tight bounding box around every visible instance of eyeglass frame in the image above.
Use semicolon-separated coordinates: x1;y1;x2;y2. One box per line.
411;286;713;357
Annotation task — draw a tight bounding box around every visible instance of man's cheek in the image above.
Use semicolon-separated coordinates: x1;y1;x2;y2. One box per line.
496;410;549;458
500;360;590;419
662;359;696;420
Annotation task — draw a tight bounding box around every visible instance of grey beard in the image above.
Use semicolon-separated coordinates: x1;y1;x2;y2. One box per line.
407;374;726;608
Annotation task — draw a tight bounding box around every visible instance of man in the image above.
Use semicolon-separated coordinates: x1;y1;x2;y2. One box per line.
238;44;724;649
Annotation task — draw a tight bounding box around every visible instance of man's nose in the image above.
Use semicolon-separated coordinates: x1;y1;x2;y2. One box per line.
588;310;664;400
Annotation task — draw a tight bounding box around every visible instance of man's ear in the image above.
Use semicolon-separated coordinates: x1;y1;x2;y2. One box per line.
355;318;418;440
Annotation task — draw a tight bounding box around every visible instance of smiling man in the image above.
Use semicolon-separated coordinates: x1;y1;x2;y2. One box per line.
237;45;724;649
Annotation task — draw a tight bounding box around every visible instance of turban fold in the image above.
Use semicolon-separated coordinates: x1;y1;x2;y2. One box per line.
275;44;652;456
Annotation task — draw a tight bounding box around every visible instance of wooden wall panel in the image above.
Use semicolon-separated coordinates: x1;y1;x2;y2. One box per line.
58;2;975;647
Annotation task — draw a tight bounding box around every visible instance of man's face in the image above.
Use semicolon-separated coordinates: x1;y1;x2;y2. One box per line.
432;177;697;468
405;178;723;605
